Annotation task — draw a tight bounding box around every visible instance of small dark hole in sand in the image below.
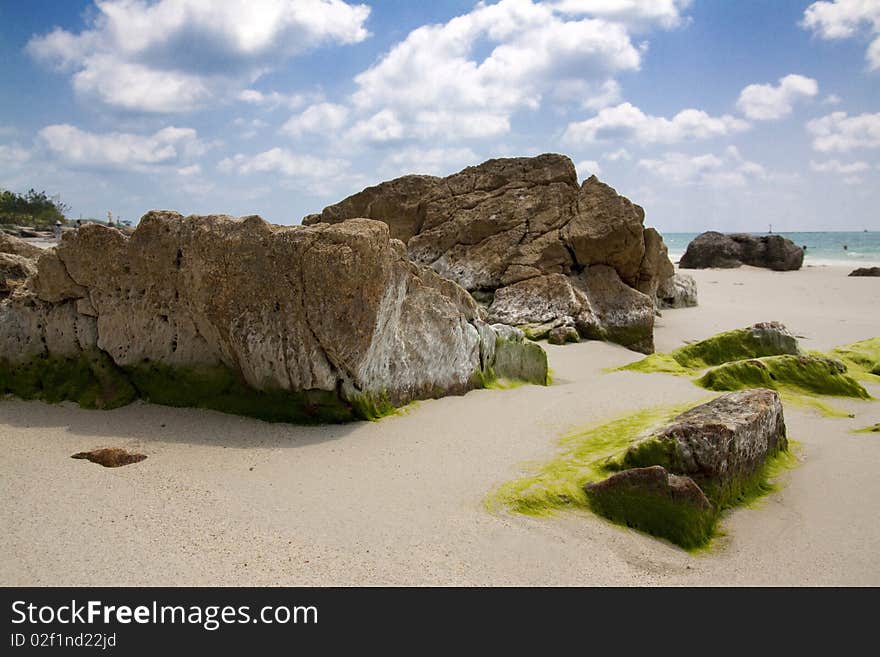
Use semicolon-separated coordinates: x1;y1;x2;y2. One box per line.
71;448;147;468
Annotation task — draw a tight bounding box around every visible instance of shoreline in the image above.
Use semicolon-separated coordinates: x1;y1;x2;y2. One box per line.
0;264;878;586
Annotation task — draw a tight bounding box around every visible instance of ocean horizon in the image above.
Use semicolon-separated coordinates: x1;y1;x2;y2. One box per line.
663;231;880;267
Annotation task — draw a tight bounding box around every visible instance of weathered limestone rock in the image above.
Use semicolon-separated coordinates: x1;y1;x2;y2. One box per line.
680;231;804;271
0;253;36;298
305;154;685;352
574;265;655;354
657;272;698;309
849;267;880;277
610;389;787;500
586;389;789;547
0;233;43;259
0;213;548;421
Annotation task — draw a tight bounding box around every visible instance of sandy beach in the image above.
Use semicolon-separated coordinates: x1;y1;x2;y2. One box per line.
1;263;878;586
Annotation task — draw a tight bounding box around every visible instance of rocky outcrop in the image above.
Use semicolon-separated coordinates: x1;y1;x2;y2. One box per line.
679;231;804;271
0;213;548;422
585;389;788;547
304;154;683;353
0;233;44;259
0;253;36;298
849;267;880;277
657;272;698;309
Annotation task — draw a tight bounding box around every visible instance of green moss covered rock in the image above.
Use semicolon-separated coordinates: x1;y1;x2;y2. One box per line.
586;389;790;547
696;355;870;399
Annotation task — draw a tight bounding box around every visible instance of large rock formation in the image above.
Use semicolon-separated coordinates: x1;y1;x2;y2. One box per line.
304;154;683;354
679;231;804;271
0;213;548;422
0;234;42;299
585;389;789;547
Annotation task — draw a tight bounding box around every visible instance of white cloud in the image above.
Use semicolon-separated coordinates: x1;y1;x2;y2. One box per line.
552;0;693;30
564;102;749;145
575;159;602;178
177;164;202;176
807;111;880;151
604;147;631;160
232;117;268;139
38;124;205;171
810;159;871;173
736;74;818;120
237;89;315;110
583;79;623;110
345;110;406;143
0;144;31;165
350;0;643;141
282;103;350;138
824;93;842;105
219;148;349;179
802;0;880;71
27;0;371;112
383;147;479;176
638;148;767;187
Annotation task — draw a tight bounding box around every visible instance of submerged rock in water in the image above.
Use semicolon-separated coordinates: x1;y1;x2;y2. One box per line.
304;154;687;352
680;231;804;271
0;213;548;422
586;389;789;547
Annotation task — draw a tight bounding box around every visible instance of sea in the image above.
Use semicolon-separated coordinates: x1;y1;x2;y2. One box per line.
663;231;880;268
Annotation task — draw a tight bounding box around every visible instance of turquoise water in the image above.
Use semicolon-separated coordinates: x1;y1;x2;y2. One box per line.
663;231;880;267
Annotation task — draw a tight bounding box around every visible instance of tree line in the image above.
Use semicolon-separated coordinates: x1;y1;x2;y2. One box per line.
0;188;70;227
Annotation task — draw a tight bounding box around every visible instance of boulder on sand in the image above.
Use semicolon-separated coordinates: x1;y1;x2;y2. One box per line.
585;389;788;547
0;213;548;422
679;231;804;271
656;272;698;309
304;154;686;352
849;267;880;277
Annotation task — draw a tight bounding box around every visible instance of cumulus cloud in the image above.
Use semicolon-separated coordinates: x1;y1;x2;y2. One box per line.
26;0;371;112
0;144;31;165
282;103;350;138
575;159;602;178
809;159;871;173
564;102;749;145
551;0;693;30
736;74;818;120
218;148;349;178
637;147;767;187
350;0;644;142
802;0;880;71
237;88;316;111
807;111;880;151
604;147;631;160
383;147;480;176
38;124;206;171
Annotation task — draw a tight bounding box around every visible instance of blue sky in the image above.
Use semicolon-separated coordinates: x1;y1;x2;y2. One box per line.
1;0;878;231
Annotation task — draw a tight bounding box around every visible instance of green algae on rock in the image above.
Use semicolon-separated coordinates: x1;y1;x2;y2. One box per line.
621;321;800;374
0;350;136;409
583;465;717;550
0;214;550;424
696;355;870;399
831;338;880;380
490;390;796;550
852;423;880;434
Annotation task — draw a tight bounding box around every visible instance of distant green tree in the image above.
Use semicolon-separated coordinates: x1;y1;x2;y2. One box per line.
0;188;69;227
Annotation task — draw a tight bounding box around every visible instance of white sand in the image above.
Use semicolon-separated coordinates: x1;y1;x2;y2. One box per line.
1;264;878;586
